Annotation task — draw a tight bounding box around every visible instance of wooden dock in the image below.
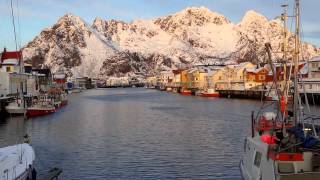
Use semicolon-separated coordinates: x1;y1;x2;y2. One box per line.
217;90;265;100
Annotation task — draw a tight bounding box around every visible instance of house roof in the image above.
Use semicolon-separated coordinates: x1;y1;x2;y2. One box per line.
1;51;22;63
309;56;320;62
245;67;266;74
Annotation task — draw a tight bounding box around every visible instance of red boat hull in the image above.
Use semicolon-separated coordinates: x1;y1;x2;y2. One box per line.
201;93;220;97
180;91;192;96
27;109;56;118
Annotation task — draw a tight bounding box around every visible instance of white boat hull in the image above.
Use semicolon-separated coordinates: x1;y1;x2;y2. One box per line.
5;105;26;115
0;144;35;180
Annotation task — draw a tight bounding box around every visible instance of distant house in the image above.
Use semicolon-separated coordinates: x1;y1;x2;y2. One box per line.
53;72;67;90
244;66;269;90
187;67;208;90
299;56;320;93
0;49;22;73
157;71;174;87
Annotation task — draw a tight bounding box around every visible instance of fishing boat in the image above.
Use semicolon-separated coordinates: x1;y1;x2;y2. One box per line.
240;1;320;179
27;95;55;118
200;88;220;97
27;105;55;118
180;89;192;96
0;143;36;180
5;100;26;115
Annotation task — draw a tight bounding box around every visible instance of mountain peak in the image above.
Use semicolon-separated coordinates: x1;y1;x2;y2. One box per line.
57;13;84;25
174;6;229;22
240;10;268;25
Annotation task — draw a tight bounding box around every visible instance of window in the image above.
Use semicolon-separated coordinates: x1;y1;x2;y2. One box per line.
6;66;10;72
259;75;265;81
254;151;262;168
309;84;312;89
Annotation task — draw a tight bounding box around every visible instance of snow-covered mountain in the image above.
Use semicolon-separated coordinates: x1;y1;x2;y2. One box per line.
23;7;319;78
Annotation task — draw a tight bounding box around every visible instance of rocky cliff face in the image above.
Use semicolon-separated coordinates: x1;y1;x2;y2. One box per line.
23;7;319;78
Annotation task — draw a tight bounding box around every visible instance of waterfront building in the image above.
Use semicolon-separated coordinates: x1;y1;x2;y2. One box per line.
244;66;269;90
106;77;130;87
187;67;208;90
172;69;184;88
157;71;174;87
299;56;320;93
215;62;256;91
53;72;67;90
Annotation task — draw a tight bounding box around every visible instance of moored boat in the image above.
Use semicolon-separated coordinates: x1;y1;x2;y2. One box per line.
200;88;219;97
180;89;192;96
5;101;26;115
27;95;56;118
0;143;35;180
27;106;56;118
240;2;320;179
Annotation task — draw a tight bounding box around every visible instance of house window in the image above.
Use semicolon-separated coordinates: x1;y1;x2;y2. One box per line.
312;63;317;68
254;151;262;168
309;84;312;89
259;75;265;81
6;67;10;72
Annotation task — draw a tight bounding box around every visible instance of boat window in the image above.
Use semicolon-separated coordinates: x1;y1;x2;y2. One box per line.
254;151;262;168
278;162;294;173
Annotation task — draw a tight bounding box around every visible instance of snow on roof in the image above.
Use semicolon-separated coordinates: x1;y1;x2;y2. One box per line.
1;58;19;65
245;67;265;73
309;56;320;62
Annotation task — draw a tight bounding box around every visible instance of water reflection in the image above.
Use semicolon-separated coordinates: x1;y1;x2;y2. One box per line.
0;89;317;179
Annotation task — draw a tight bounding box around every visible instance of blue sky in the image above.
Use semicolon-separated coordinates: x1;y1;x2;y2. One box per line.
1;0;319;50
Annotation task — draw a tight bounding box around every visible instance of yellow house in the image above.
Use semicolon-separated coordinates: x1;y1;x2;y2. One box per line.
186;68;208;90
180;69;191;89
214;66;235;90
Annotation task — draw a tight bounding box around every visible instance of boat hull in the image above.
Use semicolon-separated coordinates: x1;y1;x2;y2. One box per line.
0;144;35;180
5;107;26;115
200;93;220;97
180;91;192;96
27;108;56;118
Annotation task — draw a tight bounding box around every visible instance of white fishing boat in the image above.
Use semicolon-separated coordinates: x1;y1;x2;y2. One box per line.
240;1;320;179
5;101;26;115
0;143;35;180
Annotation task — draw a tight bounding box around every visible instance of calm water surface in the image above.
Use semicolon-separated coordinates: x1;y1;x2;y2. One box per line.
0;88;281;179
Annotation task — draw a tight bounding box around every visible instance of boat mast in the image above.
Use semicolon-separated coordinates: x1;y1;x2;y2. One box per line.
293;0;300;124
281;4;288;101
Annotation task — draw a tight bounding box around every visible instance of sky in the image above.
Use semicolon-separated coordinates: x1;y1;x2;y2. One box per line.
0;0;320;51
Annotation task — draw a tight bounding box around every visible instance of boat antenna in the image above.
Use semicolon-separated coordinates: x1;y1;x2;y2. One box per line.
293;0;301;125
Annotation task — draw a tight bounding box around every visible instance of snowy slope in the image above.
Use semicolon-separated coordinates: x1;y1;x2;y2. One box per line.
23;7;319;78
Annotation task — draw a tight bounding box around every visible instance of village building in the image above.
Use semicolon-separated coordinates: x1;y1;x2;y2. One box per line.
157;71;174;87
299;56;320;93
187;67;208;90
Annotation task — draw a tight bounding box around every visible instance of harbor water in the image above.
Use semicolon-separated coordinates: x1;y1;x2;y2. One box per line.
1;88;318;179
